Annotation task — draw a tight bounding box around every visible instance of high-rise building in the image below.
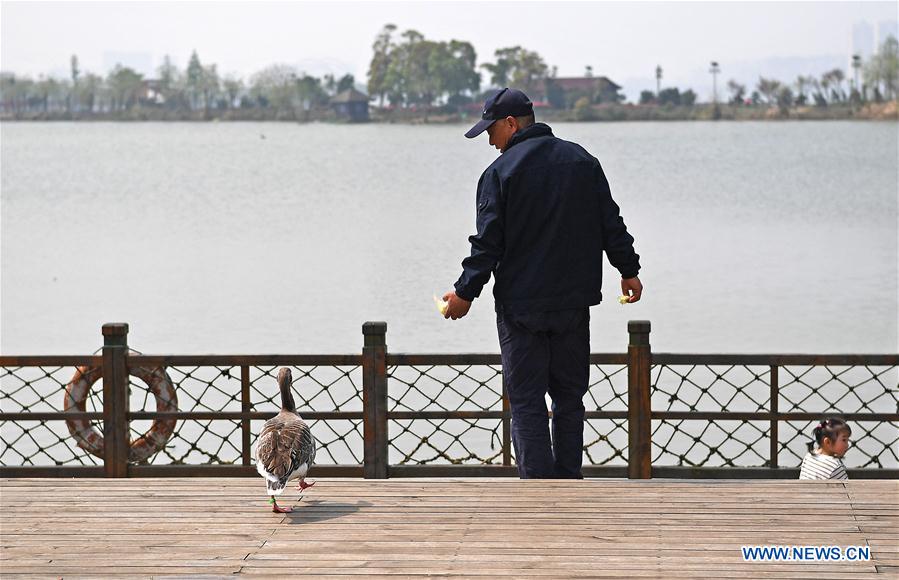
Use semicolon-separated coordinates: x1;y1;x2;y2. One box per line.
876;20;898;46
852;21;874;59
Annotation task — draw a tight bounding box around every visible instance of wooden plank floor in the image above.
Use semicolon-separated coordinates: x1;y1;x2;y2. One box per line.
1;478;896;578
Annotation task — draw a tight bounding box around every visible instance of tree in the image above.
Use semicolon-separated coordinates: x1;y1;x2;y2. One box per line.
323;74;336;95
222;75;243;109
776;86;794;114
388;29;431;106
864;35;898;100
681;89;697;107
41;77;66;112
0;73;18;113
186;50;203;110
639;90;656;105
201;64;220;112
77;72;102;113
367;24;397;106
250;64;299;113
657;87;681;106
794;75;811;106
106;64;143;111
812;78;828;107
821;68;845;103
756;77;781;105
336;73;355;93
439;40;480;105
482;46;548;95
882;35;898;100
380;29;424;106
296;73;329;113
69;54;80;112
0;74;36;114
818;73;832;105
370;28;479;108
573;96;594;121
157;55;182;109
726;79;745;105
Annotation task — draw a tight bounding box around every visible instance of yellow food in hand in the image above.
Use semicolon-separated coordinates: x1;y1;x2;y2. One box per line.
433;294;449;315
618;295;630;304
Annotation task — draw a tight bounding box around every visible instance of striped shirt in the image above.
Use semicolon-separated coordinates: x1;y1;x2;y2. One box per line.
799;451;848;480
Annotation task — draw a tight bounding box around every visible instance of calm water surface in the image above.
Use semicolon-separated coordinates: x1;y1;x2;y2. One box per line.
2;121;896;355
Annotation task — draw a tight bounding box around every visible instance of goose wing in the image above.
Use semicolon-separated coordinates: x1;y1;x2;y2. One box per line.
255;412;315;485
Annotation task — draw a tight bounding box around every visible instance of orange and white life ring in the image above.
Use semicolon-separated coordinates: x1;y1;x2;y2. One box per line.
64;363;178;463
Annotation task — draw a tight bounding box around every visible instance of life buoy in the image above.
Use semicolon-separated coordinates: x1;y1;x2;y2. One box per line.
64;362;178;463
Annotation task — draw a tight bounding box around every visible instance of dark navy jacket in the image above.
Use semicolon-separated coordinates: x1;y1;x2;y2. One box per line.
454;123;640;313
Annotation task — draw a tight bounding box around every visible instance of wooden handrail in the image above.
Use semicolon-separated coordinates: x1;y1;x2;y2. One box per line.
1;320;896;479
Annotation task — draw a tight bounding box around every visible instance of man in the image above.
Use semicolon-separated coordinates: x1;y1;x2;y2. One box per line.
443;87;643;479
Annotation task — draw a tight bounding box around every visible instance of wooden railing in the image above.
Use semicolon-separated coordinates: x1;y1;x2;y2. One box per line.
1;321;896;478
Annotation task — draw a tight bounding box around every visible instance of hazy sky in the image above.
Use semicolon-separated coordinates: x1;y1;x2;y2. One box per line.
2;1;897;100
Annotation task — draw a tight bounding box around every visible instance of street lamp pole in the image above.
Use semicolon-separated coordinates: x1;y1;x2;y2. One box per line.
709;61;721;104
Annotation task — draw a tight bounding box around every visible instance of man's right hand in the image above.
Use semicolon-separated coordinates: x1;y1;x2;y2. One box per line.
442;291;473;320
621;276;643;303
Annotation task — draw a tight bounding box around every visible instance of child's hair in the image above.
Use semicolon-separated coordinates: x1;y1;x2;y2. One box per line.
808;417;851;452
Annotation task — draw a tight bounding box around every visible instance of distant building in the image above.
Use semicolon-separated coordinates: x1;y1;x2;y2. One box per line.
877;20;898;46
533;76;624;108
140;79;165;104
330;89;370;121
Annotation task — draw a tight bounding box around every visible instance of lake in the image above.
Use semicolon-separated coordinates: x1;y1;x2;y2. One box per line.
1;120;896;355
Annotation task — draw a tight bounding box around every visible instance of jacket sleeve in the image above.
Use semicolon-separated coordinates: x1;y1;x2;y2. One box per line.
595;162;640;279
454;169;505;301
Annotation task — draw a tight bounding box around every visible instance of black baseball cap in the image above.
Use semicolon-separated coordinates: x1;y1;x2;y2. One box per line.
464;88;534;138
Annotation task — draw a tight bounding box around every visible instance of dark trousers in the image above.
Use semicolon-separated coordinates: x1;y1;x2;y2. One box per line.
497;307;590;479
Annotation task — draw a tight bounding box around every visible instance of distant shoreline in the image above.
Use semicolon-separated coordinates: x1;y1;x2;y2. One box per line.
2;102;896;123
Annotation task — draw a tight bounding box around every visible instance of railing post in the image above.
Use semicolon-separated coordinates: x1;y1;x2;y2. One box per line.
627;320;652;479
362;322;388;479
102;323;130;477
241;365;252;466
769;365;779;469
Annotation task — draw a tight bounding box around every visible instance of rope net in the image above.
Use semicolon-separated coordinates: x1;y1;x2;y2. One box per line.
2;361;896;469
0;366;102;465
651;364;898;468
129;364;363;465
387;364;630;466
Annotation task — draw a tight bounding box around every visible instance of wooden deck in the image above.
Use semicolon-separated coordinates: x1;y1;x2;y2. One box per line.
1;478;896;578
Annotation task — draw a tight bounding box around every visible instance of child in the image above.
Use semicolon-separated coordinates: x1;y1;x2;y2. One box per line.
799;417;851;480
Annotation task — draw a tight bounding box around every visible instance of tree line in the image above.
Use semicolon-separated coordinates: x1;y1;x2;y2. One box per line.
0;25;592;116
640;36;897;110
724;36;897;110
1;28;896;118
0;50;358;116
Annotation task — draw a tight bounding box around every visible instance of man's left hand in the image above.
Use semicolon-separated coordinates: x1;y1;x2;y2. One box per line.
621;276;643;303
442;291;472;320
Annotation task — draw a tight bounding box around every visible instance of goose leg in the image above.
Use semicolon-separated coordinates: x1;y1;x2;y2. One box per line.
296;478;316;491
270;496;292;513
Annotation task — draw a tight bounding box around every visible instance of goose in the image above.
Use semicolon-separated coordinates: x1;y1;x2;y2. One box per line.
254;367;316;513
